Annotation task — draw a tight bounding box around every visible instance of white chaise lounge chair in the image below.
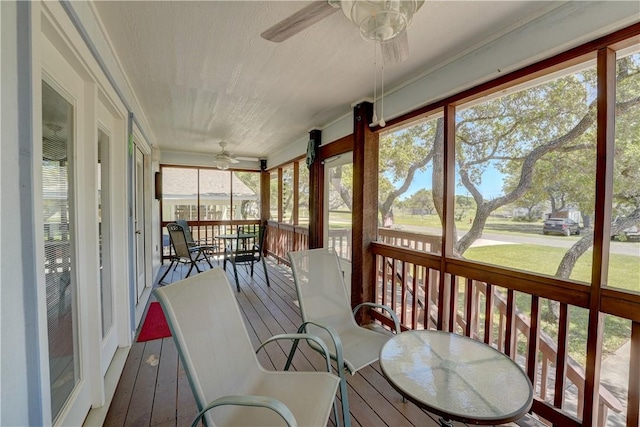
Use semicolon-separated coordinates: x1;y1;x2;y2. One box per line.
154;268;340;427
287;248;401;427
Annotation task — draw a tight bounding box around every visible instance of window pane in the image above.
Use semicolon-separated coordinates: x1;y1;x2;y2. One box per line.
378;114;443;254
233;171;260;220
608;47;640;293
282;165;294;224
270;171;278;220
161;167;198;221
298;160;310;226
43;81;79;420
199;169;231;220
327;157;352;260
457;59;597;283
98;130;113;338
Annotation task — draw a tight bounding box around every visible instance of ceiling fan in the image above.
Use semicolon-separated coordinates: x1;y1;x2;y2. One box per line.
215;141;259;170
215;141;239;170
261;0;425;64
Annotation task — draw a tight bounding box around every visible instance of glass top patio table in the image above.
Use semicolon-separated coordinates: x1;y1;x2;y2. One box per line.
217;232;258;253
216;233;257;240
379;330;533;426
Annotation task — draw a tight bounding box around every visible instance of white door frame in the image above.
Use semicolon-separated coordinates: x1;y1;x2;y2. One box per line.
39;33;93;427
37;3;134;424
130;125;153;328
96;118;118;377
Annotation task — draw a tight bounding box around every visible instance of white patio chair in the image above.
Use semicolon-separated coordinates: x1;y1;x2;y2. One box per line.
154;268;341;427
287;248;401;427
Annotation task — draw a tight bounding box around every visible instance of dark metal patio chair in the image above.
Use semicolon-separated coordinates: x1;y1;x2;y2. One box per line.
175;219;219;253
224;224;270;292
158;222;213;284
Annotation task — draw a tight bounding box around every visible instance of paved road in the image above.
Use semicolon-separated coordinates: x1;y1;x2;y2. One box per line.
396;224;640;256
473;231;640;256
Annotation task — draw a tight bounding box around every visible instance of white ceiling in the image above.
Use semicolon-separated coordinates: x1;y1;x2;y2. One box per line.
91;1;628;162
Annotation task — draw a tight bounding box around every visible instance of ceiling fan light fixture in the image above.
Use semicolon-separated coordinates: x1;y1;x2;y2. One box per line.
360;10;406;41
341;0;423;42
216;161;229;170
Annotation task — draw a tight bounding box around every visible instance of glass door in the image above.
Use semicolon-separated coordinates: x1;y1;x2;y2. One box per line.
133;146;147;301
97;128;117;375
42;80;80;422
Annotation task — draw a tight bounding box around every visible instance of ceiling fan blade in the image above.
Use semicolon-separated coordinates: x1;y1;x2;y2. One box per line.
236;156;260;162
381;32;410;65
261;1;338;43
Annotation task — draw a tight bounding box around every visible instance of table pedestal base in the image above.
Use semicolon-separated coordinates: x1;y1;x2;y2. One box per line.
438;417;454;427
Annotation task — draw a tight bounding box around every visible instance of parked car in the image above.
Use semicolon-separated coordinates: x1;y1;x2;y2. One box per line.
543;218;580;236
613;225;640;241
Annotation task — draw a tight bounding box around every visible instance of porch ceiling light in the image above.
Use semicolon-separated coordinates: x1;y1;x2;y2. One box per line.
337;0;424;42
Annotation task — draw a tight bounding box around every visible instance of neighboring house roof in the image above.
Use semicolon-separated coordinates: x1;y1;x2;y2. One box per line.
162;168;257;201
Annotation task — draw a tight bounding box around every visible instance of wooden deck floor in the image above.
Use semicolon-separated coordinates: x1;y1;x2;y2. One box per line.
103;258;531;427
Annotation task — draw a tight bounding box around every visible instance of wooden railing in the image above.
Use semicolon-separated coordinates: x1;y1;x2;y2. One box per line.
327;228;352;261
264;223;354;264
265;220;308;264
378;227;441;253
371;239;626;426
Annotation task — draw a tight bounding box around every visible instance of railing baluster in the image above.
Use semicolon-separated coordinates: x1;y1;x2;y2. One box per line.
400;261;407;326
465;278;474;337
527;295;540;393
391;259;398;318
424;267;432;331
505;289;516;359
411;264;418;330
381;256;388;308
448;274;457;333
554;303;569;413
484;283;493;345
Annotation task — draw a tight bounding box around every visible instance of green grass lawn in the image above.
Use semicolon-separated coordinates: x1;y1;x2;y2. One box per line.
464;244;638;364
464;244;640;291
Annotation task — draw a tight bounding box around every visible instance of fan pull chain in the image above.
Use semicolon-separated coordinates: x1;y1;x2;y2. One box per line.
371;41;378;125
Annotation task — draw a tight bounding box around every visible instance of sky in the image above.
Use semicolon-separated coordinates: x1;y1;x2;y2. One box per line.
401;163;505;200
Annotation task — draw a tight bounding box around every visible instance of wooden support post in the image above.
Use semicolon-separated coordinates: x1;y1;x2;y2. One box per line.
352;102;378;321
260;160;269;225
438;105;456;331
583;47;615;426
307;130;322;249
293;161;299;225
260;160;270;258
277;167;283;223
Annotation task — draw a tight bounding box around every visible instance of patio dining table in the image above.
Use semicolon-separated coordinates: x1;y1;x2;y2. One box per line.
379;330;534;427
216;232;258;248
